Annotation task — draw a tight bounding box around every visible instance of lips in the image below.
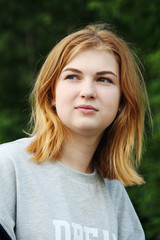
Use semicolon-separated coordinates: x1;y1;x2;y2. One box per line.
75;104;98;113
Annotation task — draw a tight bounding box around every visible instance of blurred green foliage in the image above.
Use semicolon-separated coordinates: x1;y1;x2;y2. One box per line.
0;0;160;239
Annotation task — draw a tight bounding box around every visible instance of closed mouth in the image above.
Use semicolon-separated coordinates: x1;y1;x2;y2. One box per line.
75;104;98;111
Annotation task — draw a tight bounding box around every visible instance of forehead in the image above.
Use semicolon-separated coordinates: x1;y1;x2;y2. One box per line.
63;48;118;71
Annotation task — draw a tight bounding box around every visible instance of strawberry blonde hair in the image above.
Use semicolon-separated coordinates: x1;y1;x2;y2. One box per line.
27;24;149;186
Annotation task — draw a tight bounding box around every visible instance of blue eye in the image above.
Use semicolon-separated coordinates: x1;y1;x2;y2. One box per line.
97;77;112;83
66;75;78;80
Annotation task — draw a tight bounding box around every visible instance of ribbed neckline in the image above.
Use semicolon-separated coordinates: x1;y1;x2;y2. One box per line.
55;160;100;184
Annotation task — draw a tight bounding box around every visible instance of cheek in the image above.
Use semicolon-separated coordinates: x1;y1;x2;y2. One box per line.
55;85;66;103
55;84;77;106
101;88;120;108
112;91;121;108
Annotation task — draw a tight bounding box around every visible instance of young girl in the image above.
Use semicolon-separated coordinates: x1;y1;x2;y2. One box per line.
0;24;147;240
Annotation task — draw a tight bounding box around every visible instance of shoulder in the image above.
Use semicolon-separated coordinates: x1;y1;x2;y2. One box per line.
0;137;32;153
0;137;33;155
104;179;145;238
104;179;132;212
104;179;141;225
104;178;125;197
0;137;34;168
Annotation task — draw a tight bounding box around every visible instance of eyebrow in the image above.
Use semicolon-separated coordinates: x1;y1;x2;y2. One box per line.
96;71;118;78
63;68;118;78
63;68;82;74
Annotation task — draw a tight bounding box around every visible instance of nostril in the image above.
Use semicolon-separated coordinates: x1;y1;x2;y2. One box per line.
81;93;96;99
80;89;96;99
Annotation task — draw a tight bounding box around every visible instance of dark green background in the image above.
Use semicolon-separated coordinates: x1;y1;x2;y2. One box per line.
0;0;160;239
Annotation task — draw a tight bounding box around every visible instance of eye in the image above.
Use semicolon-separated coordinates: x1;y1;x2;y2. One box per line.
65;74;79;80
97;77;112;83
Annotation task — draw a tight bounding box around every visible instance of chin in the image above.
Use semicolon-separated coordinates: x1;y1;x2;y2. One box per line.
71;126;103;137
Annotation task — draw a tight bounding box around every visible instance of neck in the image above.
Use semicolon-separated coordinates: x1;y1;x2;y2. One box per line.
59;133;102;174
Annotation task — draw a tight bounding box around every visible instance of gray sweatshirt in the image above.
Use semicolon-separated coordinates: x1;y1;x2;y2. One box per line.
0;138;145;240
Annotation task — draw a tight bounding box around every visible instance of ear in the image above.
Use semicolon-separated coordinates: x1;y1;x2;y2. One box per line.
51;100;56;109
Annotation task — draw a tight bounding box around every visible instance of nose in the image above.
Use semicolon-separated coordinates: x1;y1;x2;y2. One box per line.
80;80;96;100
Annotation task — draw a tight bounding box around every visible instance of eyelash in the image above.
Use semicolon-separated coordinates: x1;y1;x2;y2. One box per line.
65;74;79;80
65;75;113;84
97;77;113;83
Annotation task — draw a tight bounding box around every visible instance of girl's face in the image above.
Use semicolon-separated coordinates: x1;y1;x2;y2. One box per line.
55;48;121;138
